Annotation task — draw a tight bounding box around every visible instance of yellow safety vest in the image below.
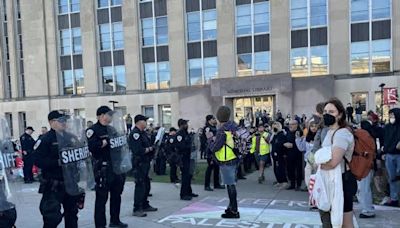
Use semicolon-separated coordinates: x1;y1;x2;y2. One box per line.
250;132;270;156
215;131;237;162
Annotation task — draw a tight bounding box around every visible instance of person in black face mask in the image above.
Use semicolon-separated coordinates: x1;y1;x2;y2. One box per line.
319;98;356;228
284;120;303;191
270;121;289;189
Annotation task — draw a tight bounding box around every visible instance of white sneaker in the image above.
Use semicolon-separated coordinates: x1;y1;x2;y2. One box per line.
279;182;289;189
380;196;390;205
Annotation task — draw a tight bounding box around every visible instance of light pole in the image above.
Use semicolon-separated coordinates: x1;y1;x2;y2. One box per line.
109;100;119;110
379;83;386;123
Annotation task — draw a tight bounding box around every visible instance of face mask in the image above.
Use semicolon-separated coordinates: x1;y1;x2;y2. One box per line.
273;128;278;133
390;118;396;124
323;114;336;126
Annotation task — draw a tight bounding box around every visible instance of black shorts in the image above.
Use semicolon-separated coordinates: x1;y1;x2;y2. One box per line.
342;171;357;212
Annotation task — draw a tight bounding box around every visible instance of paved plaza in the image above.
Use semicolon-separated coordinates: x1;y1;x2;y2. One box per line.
13;168;400;228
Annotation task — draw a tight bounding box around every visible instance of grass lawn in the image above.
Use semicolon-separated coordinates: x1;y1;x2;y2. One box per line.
149;162;209;185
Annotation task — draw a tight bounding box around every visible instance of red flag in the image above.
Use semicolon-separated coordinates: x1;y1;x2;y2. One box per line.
383;88;398;105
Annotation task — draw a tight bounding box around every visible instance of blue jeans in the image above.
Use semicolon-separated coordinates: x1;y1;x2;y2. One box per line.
356;114;362;124
357;170;375;214
385;154;400;201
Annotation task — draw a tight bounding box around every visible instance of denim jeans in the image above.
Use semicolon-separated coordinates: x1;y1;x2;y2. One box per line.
356;114;362;124
385;154;400;201
357;170;375;214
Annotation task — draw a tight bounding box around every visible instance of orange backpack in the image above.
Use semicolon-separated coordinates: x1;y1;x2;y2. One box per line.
333;128;376;181
349;129;376;180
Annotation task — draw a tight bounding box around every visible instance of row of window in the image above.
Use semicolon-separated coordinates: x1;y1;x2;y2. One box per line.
51;0;393;97
58;0;123;14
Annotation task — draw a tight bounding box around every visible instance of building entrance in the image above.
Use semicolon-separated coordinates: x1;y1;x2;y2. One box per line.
233;96;275;126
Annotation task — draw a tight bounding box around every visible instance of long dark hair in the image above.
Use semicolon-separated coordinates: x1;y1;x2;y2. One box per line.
305;121;318;142
325;97;348;128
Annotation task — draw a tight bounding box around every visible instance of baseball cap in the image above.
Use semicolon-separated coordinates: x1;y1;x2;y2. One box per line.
169;127;177;132
48;110;67;121
178;119;189;127
26;126;35;131
134;114;149;123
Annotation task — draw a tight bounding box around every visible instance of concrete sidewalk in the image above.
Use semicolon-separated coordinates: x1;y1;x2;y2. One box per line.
12;167;400;227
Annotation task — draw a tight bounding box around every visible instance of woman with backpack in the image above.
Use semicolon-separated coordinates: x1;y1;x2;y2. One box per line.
319;98;356;228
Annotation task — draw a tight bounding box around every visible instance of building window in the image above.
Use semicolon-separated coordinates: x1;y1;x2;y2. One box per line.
202;10;217;40
188;58;202;85
102;65;126;92
62;69;84;95
156;17;168;45
142;106;154;119
140;0;169;90
236;1;270;77
187;0;218;85
144;62;170;90
58;1;83;95
18;112;26;136
14;0;25;97
351;92;368;116
350;0;391;74
187;12;201;41
97;1;125;93
74;108;86;119
290;0;307;29
98;0;122;8
159;105;171;128
290;0;328;77
57;0;83;95
99;22;124;50
58;0;80;14
5;113;13;137
188;57;217;85
1;0;11;98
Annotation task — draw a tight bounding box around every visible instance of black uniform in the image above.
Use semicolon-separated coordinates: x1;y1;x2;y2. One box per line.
34;129;79;228
271;131;288;184
154;134;167;175
202;124;221;189
285;129;304;189
164;134;180;183
175;129;193;199
129;126;153;212
20;132;35;182
87;122;126;227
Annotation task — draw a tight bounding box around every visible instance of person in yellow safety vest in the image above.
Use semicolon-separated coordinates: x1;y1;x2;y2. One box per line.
207;106;240;219
250;124;272;184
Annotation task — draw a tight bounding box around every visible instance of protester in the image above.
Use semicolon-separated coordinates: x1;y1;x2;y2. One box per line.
357;121;376;218
319;98;356;228
346;103;354;124
382;108;400;207
207;106;240;218
250;123;271;184
295;120;318;191
270;121;288;189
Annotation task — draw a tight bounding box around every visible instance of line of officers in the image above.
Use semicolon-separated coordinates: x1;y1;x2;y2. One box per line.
28;106;200;228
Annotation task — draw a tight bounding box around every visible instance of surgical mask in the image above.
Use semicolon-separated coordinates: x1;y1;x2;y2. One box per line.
390;118;396;124
323;114;336;126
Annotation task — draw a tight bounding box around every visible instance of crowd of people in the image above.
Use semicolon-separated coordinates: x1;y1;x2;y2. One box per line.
149;98;400;227
1;97;400;228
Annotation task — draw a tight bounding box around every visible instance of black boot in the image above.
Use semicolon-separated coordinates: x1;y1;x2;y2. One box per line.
221;210;240;219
